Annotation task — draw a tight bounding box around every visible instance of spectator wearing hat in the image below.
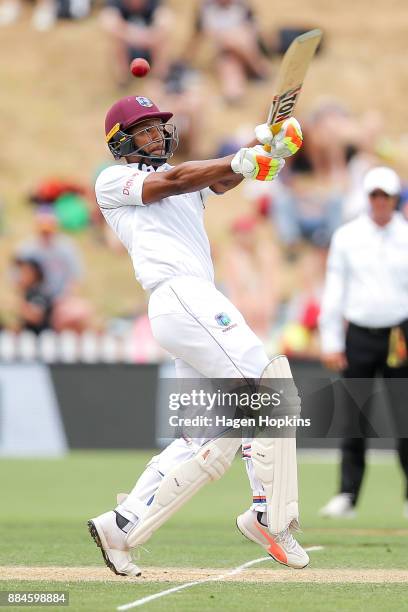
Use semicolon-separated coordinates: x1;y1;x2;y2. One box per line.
319;166;408;519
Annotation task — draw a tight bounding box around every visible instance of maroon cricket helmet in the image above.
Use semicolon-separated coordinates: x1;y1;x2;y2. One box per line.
105;95;173;139
104;95;176;161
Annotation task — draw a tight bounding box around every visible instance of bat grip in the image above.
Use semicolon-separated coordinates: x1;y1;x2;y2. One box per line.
263;121;283;153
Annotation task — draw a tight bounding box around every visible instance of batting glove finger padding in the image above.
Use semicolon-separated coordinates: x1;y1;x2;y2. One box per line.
255;118;303;158
231;146;285;181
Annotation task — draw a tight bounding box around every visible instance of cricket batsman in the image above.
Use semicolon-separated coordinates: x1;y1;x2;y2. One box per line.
88;94;308;576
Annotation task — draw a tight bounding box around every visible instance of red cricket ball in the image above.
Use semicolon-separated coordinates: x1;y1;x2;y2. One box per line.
130;58;151;78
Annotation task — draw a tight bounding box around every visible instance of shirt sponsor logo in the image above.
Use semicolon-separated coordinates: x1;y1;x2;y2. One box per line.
122;172;139;196
136;96;154;108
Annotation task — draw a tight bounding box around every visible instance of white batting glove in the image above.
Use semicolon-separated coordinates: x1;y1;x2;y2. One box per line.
231;145;285;181
255;117;303;158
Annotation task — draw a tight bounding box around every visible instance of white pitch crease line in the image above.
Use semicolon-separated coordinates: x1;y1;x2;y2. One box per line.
303;546;324;552
116;546;324;611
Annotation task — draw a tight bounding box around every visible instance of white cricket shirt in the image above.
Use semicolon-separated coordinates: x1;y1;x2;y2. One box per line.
95;162;215;291
319;212;408;353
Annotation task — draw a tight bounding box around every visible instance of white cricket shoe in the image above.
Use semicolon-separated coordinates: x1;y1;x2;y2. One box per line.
87;511;141;577
319;493;356;519
236;509;309;569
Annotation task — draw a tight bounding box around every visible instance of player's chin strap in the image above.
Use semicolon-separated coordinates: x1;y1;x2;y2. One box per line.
251;355;300;534
126;435;242;548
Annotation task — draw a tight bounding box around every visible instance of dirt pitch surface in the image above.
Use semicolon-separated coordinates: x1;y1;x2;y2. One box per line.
1;567;408;584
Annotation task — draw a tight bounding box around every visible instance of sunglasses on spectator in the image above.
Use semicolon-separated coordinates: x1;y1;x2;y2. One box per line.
369;190;393;198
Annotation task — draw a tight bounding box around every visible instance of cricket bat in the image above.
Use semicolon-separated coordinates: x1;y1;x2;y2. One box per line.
265;29;322;151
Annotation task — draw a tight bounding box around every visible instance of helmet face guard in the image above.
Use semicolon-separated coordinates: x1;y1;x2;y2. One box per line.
107;122;179;164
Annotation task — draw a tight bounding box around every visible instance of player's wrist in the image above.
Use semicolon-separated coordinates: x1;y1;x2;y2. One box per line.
231;149;248;175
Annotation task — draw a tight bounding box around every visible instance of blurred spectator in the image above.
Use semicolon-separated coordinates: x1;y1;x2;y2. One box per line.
299;104;389;189
0;0;90;30
16;209;93;332
57;0;90;20
147;61;204;157
279;250;324;358
12;257;53;334
17;208;83;300
270;175;343;250
28;177;91;233
301;101;355;181
188;0;268;104
51;296;93;333
100;0;172;86
223;215;279;339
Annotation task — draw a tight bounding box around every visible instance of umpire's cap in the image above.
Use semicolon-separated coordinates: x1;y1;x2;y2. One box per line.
363;167;401;196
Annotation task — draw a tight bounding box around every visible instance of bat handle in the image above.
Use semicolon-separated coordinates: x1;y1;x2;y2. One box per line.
263;121;283;153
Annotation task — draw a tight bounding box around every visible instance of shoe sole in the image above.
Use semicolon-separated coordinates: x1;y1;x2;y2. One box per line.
87;520;141;577
236;518;309;570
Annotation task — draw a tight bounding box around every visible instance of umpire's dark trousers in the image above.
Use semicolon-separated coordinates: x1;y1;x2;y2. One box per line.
340;322;408;505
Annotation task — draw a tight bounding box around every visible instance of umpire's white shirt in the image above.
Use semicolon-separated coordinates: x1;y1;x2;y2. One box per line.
319;212;408;353
95;162;215;291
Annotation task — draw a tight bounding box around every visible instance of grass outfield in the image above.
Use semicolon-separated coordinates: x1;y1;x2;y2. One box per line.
1;451;407;611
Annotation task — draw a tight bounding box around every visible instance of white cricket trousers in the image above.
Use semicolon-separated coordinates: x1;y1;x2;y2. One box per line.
117;276;268;524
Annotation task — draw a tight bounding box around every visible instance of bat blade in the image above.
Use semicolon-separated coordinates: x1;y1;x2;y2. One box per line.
267;29;322;136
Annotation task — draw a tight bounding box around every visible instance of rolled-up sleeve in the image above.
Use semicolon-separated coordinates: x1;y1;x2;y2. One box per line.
95;165;148;209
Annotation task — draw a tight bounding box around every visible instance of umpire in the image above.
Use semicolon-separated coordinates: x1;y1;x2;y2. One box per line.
319;166;408;518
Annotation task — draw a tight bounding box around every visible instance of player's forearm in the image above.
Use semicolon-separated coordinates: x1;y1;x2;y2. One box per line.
173;157;236;189
142;156;236;203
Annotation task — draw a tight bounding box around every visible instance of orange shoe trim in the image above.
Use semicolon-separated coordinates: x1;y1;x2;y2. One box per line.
254;521;288;565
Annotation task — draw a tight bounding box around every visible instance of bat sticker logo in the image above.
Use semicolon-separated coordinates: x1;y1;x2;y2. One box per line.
272;86;302;124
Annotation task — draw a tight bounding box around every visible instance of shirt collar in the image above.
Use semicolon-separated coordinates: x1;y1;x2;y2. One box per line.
362;212;398;234
127;162;171;173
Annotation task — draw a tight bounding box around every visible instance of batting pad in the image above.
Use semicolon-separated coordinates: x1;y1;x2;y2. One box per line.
251;355;300;534
126;436;241;548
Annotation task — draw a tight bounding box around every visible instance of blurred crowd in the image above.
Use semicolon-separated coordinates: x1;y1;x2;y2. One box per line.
1;0;408;363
